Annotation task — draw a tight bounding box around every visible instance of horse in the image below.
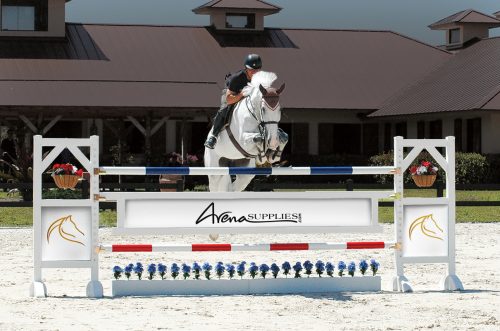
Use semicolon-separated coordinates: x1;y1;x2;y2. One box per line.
204;71;286;193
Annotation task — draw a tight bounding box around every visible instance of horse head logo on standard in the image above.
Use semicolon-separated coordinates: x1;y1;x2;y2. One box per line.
204;54;288;193
409;214;444;241
47;215;86;246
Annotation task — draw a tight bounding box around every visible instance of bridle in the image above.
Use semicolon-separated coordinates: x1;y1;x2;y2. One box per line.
246;97;279;155
225;94;280;162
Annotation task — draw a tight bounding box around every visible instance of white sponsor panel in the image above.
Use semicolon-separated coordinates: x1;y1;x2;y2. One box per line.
402;204;448;258
123;197;373;230
41;207;92;261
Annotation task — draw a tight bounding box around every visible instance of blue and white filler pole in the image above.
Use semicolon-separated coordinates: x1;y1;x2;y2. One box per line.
98;166;397;176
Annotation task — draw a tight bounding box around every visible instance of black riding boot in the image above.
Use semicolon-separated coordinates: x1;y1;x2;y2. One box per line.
204;105;233;149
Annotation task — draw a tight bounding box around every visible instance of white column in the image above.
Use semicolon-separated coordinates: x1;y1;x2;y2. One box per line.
392;136;411;292
31;135;44;292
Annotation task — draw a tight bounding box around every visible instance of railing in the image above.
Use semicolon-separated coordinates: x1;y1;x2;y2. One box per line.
1;180;499;209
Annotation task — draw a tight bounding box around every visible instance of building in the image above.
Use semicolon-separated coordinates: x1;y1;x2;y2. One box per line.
0;0;499;165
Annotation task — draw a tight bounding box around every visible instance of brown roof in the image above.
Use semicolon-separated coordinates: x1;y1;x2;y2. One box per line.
0;25;106;60
482;89;500;110
429;9;500;29
0;23;451;110
369;37;500;117
193;0;281;14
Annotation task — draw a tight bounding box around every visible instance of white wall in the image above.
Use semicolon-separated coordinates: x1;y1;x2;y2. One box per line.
482;112;500;154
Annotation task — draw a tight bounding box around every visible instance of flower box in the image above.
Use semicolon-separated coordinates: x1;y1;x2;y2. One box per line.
111;276;381;297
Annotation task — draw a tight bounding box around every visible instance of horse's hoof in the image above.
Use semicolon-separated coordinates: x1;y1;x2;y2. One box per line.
209;233;219;241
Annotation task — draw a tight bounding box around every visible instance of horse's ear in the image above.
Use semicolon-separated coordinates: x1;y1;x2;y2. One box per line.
259;84;268;96
277;83;286;95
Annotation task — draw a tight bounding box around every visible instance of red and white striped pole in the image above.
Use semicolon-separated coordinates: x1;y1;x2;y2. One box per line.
97;242;398;253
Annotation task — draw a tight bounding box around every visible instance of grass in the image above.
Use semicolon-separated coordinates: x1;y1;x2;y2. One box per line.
0;189;498;227
379;207;499;223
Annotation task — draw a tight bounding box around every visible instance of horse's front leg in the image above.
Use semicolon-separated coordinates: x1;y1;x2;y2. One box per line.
232;174;255;192
208;175;232;192
232;158;256;192
242;132;263;148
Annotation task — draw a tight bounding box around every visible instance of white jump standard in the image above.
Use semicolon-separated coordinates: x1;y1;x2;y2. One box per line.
30;135;463;298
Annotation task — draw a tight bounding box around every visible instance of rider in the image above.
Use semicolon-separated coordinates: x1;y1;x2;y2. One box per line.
204;54;262;149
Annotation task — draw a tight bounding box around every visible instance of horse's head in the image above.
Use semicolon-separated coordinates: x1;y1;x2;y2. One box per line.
258;83;285;152
243;71;287;165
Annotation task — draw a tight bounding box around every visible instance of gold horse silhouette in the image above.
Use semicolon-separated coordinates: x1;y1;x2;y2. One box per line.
47;215;85;246
409;214;444;241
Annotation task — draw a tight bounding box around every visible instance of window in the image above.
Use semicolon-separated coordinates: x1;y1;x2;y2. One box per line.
279;123;309;156
454;119;463;151
449;28;460;44
395;122;407;138
429;120;442;139
318;123;334;154
417;121;425;139
1;0;47;31
226;13;255;29
290;123;309;154
466;118;481;153
319;123;362;155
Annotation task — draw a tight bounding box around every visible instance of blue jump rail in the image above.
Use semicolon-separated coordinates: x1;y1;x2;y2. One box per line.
98;166;396;176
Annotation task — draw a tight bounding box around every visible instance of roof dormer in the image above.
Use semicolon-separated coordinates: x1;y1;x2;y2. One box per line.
193;0;281;32
0;0;69;38
429;9;500;51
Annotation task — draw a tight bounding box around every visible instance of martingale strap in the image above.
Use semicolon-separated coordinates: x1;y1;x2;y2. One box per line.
226;125;258;159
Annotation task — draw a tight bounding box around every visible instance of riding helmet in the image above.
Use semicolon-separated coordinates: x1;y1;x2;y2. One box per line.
244;54;262;69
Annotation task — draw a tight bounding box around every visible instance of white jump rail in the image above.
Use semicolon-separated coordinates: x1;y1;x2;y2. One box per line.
98;241;397;253
30;135;463;298
98;166;396;176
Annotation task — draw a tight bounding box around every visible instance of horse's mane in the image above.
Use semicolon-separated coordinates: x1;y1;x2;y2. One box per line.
242;71;277;97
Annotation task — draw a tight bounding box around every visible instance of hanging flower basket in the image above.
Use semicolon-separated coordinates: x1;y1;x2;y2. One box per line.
48;163;84;190
411;174;436;188
409;160;438;188
53;175;81;189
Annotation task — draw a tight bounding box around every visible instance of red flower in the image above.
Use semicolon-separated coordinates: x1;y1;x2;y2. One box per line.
75;169;84;177
409;165;418;175
52;163;60;169
421;161;431;167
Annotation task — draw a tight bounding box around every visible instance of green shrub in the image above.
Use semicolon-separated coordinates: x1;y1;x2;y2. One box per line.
485;154;500;183
42;189;83;199
368;151;394;184
455;153;488;184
